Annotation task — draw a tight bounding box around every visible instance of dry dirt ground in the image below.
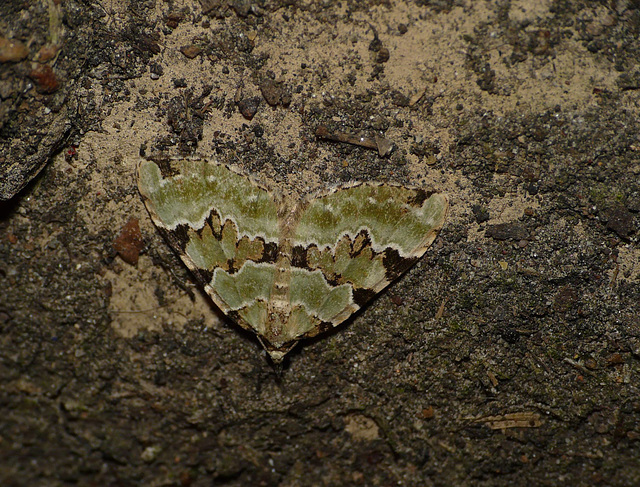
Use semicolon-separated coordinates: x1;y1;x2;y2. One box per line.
1;1;639;486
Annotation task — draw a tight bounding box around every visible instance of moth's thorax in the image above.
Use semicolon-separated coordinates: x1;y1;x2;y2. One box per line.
266;308;288;338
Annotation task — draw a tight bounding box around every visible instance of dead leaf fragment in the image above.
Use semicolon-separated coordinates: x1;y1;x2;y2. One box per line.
36;44;60;62
113;217;144;266
419;406;435;419
28;65;59;93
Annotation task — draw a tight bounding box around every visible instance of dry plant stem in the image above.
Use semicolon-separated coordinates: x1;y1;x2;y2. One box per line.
315;125;378;150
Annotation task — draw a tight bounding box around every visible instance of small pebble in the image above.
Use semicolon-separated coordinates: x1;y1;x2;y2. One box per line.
0;36;29;62
237;97;261;119
180;45;202;59
376;48;390;63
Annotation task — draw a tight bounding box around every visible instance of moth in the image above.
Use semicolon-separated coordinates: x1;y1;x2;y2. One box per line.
137;158;448;363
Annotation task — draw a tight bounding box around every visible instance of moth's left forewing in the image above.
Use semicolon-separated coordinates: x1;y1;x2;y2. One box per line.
290;182;448;337
136;158;281;337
